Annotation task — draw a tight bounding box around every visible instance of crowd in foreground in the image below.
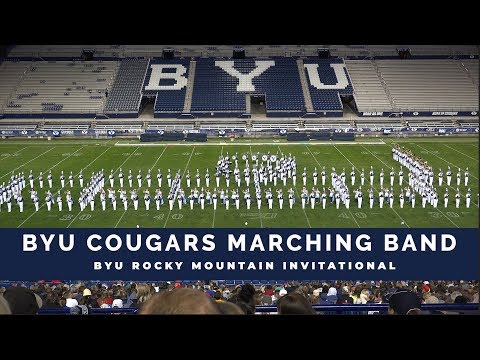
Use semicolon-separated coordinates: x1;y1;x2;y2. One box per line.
0;280;478;315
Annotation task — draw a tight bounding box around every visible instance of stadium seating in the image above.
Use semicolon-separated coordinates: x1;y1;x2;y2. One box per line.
375;60;478;112
303;58;353;113
2;61;117;118
191;57;305;117
0;61;31;114
344;60;394;113
143;58;191;116
104;58;149;116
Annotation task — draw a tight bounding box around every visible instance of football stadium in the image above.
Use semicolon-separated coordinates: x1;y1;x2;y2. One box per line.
0;44;478;315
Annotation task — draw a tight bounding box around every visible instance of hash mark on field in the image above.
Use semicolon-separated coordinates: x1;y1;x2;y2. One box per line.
0;147;55;180
0;146;28;161
163;146;195;228
361;145;459;228
443;144;478;162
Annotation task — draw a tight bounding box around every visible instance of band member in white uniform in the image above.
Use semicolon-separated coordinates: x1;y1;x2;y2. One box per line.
144;190;151;210
33;193;40;212
398;167;403;186
146;169;152;188
466;188;471;208
155;189;162;210
350;167;355;186
59;171;65;188
379;169;385;188
108;170;114;188
411;192;415;208
137;170;142;188
256;191;262;210
48;171;53;189
369;166;374;186
390;168;395;187
6;194;12;212
17;192;24;212
89;192;95;211
205;169;210;188
455;189;461;208
186;171;191;188
118;168;124;188
56;191;62;211
196;169;201;188
321;189;327;209
446;166;452;186
313;168;318;186
444;189;449;208
438;168;443;187
168;194;174;211
224;191;230;210
244;189;251;210
360;168;365;186
464;168;469;187
292;167;297;187
128;170;133;188
157;169;162;188
39;172;44;189
302;168;307;187
277;189;283;209
189;192;194;210
45;191;52;211
166;169;172;188
345;191;350;209
379;190;384;209
177;193;183;210
29;170;34;188
399;191;404;208
212;191;218;210
456;168;461;187
200;189;206;210
335;192;341;209
389;191;394;208
310;189;315;209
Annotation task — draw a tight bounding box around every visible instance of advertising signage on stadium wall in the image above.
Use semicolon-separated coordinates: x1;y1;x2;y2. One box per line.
0;228;478;280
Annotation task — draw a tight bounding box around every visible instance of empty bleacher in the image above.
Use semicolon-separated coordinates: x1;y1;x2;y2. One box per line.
459;59;479;87
344;60;394;113
95;122;143;131
406;119;456;128
354;119;403;129
0;123;37;130
2;61;117;117
104;58;149;116
303;58;353;113
457;119;479;127
0;61;30;113
375;60;479;112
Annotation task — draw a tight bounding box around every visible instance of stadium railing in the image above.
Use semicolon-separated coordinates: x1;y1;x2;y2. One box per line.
38;303;480;315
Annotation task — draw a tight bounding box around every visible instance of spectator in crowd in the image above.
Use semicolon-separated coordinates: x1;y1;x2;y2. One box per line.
338;286;354;304
216;301;244;314
387;290;422;315
139;288;220;315
277;292;316;315
2;286;42;314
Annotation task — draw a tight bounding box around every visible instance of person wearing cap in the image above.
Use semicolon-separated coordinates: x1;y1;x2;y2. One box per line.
81;288;98;308
387;290;422;315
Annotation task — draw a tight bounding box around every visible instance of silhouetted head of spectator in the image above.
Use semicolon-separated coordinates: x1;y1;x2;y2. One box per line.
139;288;220;314
277;292;316;315
387;290;422;315
0;295;11;314
454;295;468;304
3;286;42;314
213;291;223;301
233;284;256;314
216;301;244;314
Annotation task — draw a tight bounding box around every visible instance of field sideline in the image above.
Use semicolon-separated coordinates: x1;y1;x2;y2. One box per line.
0;137;477;229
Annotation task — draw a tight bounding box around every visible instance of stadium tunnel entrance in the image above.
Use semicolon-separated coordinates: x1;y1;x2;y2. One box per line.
249;94;267;117
341;94;357;116
139;95;155;118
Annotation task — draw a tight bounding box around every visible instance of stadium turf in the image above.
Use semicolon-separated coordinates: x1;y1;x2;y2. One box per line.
0;137;477;229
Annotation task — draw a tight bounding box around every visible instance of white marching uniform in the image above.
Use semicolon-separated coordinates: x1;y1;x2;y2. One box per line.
201;194;206;210
46;195;52;211
399;194;404;208
189;195;194;210
57;196;62;212
246;195;251;210
39;175;44;188
289;195;295;209
17;195;24;212
177;195;183;210
464;172;469;187
33;196;40;212
144;194;150;210
446;171;452;186
213;195;218;210
456;172;461;186
119;172;124;188
111;196;117;211
455;194;460;208
411;194;416;208
169;196;174;211
466;193;471;208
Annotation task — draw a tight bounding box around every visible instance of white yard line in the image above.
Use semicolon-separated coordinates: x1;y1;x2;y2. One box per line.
361;145;460;228
333;144;410;228
150;146;168;170
114;210;128;228
443;144;478;162
280;145;312;228
163;146;195;228
415;144;478;180
212;146;223;228
0;147;55;180
249;145;263;228
0;146;28;161
16;146;86;228
306;146;358;228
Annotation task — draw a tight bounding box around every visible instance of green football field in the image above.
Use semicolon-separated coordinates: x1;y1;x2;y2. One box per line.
0;137;477;229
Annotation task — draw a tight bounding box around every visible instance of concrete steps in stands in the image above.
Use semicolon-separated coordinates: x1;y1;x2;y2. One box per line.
296;59;314;113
